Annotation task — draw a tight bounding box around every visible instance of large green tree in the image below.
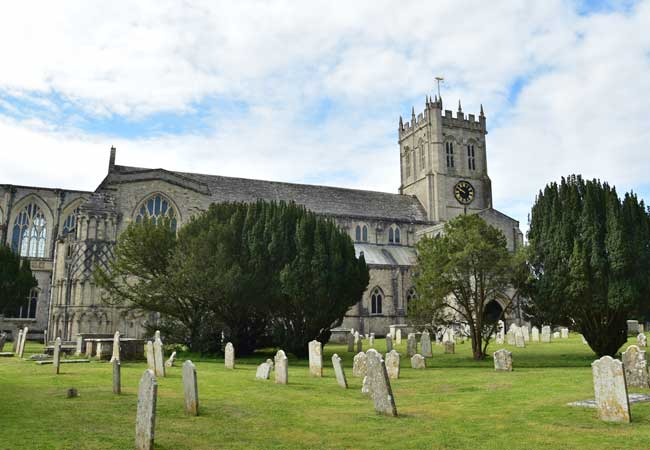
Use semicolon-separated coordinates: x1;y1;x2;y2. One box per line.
411;214;523;360
0;245;37;317
527;175;650;357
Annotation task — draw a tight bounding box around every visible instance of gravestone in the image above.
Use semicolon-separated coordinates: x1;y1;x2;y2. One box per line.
274;350;288;385
496;320;505;345
591;356;631;423
385;334;393;352
541;325;551;343
308;340;323;377
364;349;397;417
110;331;120;362
637;333;646;348
410;354;425;369
444;341;455;354
145;341;155;372
182;360;199;416
255;362;272;380
135;369;158;450
224;342;235;369
347;332;354;352
640;324;645;334
153;336;165;377
622;345;650;388
515;328;525;348
353;351;368;378
507;327;516;345
53;337;62;374
369;333;375;348
420;331;432;357
331;353;348;388
13;329;21;353
531;326;540;342
113;359;121;394
395;329;402;345
553;331;560;339
406;333;417;357
85;341;94;358
385;350;400;379
18;326;28;358
355;332;363;353
165;351;177;368
493;349;512;371
0;333;6;352
521;326;530;342
96;342;106;360
75;335;83;356
265;358;274;371
627;320;640;336
561;328;569;339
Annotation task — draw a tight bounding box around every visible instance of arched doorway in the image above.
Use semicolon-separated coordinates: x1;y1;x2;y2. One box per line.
484;301;503;323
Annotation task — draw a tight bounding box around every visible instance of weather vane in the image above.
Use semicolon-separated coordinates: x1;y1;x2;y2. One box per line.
435;76;444;98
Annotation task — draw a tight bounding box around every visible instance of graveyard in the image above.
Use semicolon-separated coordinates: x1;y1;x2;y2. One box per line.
2;333;650;449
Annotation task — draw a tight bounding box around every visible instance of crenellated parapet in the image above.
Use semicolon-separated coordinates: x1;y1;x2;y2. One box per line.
398;96;486;139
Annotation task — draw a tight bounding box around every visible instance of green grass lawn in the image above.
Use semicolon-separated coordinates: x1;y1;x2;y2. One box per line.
2;334;650;450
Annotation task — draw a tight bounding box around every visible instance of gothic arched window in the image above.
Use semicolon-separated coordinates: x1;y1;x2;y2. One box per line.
406;287;416;314
362;225;368;242
395;227;401;244
62;207;80;236
371;287;383;315
12;203;48;258
355;225;361;241
405;151;411;179
389;225;401;244
467;144;476;170
446;142;454;168
135;194;178;231
388;228;394;243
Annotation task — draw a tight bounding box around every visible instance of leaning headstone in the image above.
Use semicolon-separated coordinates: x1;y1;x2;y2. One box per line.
165;351;177;368
113;359;121;394
515;328;526;348
591;356;631;423
406;333;417;357
0;333;6;352
637;333;646;348
53;337;62;374
541;325;551;343
182;360;199;416
347;332;355;352
145;341;155;372
255;362;272;380
622;345;650;388
332;353;348;388
353;351;368;378
369;333;375;349
274;350;288;385
493;349;513;372
224;342;235;369
444;341;455;354
385;350;400;379
410;354;425;369
308;340;323;377
110;331;121;362
420;331;432;357
385;334;393;352
561;328;569;339
395;329;402;345
364;349;397;416
553;331;560;339
153;336;165;377
135;369;158;450
18;326;28;358
531;326;540;342
12;329;21;353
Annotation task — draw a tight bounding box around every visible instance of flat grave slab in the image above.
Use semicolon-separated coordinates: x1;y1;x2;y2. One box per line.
36;359;91;365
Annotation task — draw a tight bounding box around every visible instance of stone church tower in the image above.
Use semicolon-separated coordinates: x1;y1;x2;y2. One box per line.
398;96;492;222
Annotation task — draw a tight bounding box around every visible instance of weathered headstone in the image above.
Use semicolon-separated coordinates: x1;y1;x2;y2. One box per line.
395;329;402;345
53;337;61;374
95;342;106;360
410;354;425;369
385;334;393;352
355;332;363;353
308;340;323;377
627;320;640;336
531;326;540;342
224;342;235;369
135;369;157;450
255;362;272;380
385;350;400;379
515;328;525;348
365;349;397;416
347;332;355;352
561;328;569;339
591;356;631;423
507;327;516;345
182;360;199;416
444;341;455;354
75;335;83;356
113;359;121;394
406;333;417;357
153;336;165;377
553;331;560;339
18;326;29;358
521;326;530;342
622;345;649;388
353;351;368;378
369;333;375;349
496;320;505;344
12;329;21;353
85;341;94;358
145;341;155;372
165;351;177;368
639;324;645;334
541;325;551;343
493;348;512;371
637;333;646;348
420;331;432;357
274;350;288;385
332;353;348;388
110;331;120;362
265;358;274;371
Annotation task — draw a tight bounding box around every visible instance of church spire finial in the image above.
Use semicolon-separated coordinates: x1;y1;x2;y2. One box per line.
480;103;485;117
458;100;462;112
109;146;116;171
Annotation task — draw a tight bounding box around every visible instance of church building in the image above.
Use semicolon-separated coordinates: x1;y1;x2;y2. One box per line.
0;96;522;342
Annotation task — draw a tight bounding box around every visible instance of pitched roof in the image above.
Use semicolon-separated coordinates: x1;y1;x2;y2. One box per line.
100;165;430;223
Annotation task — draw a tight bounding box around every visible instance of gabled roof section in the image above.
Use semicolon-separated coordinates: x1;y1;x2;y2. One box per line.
98;164;430;223
477;207;520;226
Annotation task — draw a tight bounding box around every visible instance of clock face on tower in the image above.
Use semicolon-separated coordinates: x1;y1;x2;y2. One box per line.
454;181;475;205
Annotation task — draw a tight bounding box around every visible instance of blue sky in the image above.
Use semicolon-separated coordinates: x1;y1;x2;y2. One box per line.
0;0;649;233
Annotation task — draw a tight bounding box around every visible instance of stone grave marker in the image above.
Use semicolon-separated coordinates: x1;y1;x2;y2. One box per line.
507;326;517;345
332;353;348;389
0;332;6;352
53;337;61;374
521;326;530;342
561;328;569;339
182;360;199;416
395;329;402;345
627;320;640;336
165;351;177;368
421;331;432;357
553;331;560;339
110;331;120;362
365;349;397;417
353;351;368;378
637;333;646;348
224;342;235;369
347;332;355;352
355;332;362;353
113;359;121;394
444;341;455;354
385;334;393;352
153;335;165;377
622;345;649;388
308;340;323;377
541;325;551;343
410;354;425;369
493;349;512;371
640;324;645;334
18;326;29;358
275;350;288;385
12;329;21;353
75;335;83;356
407;333;417;357
515;328;526;348
531;326;539;342
135;369;158;450
369;333;375;348
591;356;631;423
496;320;505;344
145;341;155;372
255;361;272;380
385;350;400;379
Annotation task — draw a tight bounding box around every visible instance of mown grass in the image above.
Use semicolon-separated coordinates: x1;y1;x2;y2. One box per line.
1;334;650;449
